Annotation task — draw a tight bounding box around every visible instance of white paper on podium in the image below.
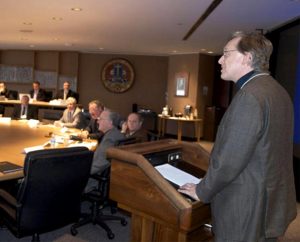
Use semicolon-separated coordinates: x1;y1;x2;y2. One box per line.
155;163;201;187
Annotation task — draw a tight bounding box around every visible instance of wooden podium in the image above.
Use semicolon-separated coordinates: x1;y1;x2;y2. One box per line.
107;139;213;242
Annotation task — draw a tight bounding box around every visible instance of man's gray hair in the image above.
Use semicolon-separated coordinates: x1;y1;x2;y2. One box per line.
231;31;273;72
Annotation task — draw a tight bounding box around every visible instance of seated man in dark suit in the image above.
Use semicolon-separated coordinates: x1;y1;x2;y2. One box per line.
121;112;148;143
80;100;105;141
54;97;86;129
12;95;37;120
0;82;9;115
56;81;79;102
29;81;47;101
85;109;124;192
0;82;10;98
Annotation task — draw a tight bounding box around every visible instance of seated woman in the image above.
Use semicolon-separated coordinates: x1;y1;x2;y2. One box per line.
54;97;86;129
121;112;148;143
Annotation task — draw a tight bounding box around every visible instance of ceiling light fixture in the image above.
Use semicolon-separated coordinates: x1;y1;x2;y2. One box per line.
20;29;33;33
52;17;63;21
71;7;82;11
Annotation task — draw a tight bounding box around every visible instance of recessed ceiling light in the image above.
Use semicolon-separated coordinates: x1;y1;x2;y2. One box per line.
71;7;82;11
20;29;33;33
200;48;206;51
52;17;63;21
29;44;35;48
172;50;177;53
207;51;214;54
98;47;104;50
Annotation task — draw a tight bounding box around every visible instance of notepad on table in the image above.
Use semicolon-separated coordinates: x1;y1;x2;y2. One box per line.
0;161;23;174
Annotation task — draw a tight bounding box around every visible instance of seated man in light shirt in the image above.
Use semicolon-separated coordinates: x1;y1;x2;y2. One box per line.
121;112;148;143
54;97;86;129
12;95;37;120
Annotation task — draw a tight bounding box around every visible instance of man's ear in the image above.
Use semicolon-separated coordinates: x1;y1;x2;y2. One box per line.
242;52;252;66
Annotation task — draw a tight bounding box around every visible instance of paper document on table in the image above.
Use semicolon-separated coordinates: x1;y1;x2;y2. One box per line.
155;163;201;187
68;142;96;150
23;145;44;154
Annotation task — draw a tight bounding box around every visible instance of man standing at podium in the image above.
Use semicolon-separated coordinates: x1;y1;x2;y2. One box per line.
179;32;297;242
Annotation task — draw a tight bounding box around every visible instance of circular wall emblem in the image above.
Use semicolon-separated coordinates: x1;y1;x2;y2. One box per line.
101;58;135;93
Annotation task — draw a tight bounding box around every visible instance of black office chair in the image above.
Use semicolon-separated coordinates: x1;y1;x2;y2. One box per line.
8;90;19;100
71;167;127;239
146;130;161;141
44;90;53;102
0;147;93;242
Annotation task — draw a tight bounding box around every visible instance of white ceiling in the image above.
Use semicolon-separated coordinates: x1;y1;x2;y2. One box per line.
0;0;299;56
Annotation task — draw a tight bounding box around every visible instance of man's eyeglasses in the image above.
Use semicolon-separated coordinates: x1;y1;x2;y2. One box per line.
97;117;109;121
222;49;238;57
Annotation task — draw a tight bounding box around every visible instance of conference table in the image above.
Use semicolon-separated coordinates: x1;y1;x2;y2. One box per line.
0;119;97;181
157;114;203;142
0;99;69;109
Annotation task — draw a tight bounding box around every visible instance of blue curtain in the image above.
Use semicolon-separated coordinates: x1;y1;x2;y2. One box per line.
294;39;300;144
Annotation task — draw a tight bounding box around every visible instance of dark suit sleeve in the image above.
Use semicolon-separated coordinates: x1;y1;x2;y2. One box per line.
37;89;47;101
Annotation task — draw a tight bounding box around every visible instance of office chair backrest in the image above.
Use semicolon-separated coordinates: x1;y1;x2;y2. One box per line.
8;90;19;100
16;147;93;235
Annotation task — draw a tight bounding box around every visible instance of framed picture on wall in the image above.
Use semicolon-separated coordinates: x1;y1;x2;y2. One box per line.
175;72;189;97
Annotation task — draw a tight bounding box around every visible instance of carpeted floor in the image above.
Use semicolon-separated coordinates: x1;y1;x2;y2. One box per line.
0;204;131;242
1;203;299;242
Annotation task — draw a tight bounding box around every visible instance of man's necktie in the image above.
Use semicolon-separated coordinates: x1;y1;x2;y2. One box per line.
68;112;72;122
21;106;26;116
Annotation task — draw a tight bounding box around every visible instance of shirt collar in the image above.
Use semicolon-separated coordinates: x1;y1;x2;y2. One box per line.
235;70;255;89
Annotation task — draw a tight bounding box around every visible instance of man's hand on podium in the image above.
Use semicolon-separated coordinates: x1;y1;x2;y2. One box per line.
178;183;200;201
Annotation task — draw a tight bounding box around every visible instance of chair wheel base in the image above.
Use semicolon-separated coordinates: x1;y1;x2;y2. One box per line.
70;226;78;236
108;231;115;239
121;219;127;226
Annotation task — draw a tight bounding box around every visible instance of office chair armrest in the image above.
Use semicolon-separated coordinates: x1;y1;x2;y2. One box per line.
90;173;109;182
0;189;17;207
